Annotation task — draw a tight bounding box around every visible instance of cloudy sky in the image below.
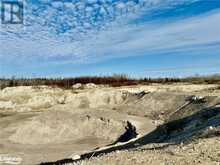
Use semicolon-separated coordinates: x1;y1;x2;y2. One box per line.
0;0;220;78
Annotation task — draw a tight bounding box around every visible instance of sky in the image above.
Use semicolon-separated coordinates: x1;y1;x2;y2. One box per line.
0;0;220;78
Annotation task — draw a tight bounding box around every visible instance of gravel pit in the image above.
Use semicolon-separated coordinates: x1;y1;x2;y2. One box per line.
9;110;126;145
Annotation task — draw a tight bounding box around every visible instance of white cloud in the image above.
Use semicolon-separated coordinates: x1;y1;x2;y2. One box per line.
1;0;219;65
81;9;220;61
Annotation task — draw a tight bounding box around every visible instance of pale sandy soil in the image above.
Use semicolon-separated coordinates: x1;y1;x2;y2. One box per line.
0;83;219;165
73;137;220;165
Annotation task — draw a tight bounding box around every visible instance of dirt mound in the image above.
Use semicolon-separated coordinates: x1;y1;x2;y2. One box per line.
26;95;58;109
1;85;219;165
0;86;65;111
9;110;125;145
116;92;188;119
65;89;127;108
84;83;97;89
0;101;15;109
39;106;220;165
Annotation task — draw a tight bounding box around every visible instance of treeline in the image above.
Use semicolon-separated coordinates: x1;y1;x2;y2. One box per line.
0;74;220;89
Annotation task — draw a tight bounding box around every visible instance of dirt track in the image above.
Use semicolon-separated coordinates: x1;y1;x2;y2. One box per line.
0;84;220;165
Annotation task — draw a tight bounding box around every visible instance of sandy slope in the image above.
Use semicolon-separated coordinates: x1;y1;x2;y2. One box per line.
0;83;220;165
74;136;220;165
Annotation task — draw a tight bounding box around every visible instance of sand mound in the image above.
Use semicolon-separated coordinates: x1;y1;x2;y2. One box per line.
72;83;83;89
117;92;187;118
0;101;16;109
66;89;127;108
85;83;97;89
9;110;125;145
1;86;34;94
26;95;58;109
0;86;66;110
0;86;129;111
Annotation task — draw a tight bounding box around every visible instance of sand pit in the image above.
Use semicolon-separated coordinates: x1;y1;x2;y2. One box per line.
9;110;125;145
0;84;220;165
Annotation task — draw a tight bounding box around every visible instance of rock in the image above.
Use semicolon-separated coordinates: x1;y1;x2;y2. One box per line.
70;154;81;160
112;121;138;145
186;95;206;103
72;83;83;89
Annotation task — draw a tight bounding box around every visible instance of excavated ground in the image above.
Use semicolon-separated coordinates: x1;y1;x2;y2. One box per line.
0;83;220;165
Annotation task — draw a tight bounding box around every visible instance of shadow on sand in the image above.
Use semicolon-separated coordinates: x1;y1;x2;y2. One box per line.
39;106;220;165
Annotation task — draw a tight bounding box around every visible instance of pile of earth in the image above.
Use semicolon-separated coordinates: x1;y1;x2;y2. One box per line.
0;86;129;112
39;96;220;165
9;110;126;145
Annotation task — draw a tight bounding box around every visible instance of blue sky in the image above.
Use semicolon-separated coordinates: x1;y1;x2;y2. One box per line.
0;0;220;78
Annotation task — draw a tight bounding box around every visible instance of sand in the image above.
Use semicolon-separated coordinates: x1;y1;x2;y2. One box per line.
0;83;219;165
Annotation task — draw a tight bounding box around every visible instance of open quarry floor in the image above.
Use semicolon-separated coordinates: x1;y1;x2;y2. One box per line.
0;83;220;165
